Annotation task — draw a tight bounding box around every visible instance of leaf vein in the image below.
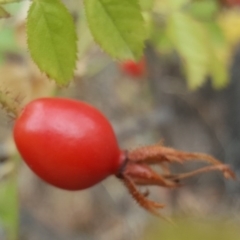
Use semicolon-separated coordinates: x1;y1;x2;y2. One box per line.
97;0;133;58
38;2;65;78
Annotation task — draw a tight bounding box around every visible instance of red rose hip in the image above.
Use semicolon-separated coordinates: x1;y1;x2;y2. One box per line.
120;58;146;78
14;98;122;190
13;97;235;217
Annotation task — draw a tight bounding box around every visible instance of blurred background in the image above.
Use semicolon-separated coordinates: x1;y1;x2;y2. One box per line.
0;0;240;239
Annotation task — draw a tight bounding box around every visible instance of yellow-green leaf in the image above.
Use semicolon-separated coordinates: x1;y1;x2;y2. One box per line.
84;0;146;60
187;0;218;21
78;5;93;59
139;0;154;11
27;0;77;85
167;13;209;89
0;162;18;240
206;23;229;88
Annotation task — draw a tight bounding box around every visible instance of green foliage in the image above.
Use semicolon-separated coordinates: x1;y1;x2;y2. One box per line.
139;0;154;11
153;0;230;89
142;218;240;240
0;0;20;3
0;26;19;65
0;163;18;240
206;22;228;88
167;13;210;89
0;0;238;88
84;0;146;60
187;0;218;21
27;0;77;86
0;6;9;18
77;5;93;59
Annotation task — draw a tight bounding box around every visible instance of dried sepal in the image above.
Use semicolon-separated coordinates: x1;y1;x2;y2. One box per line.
0;90;22;118
118;143;235;217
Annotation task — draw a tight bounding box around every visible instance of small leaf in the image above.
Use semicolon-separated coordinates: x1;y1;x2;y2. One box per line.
84;0;146;60
0;5;10;18
27;0;77;85
167;13;209;89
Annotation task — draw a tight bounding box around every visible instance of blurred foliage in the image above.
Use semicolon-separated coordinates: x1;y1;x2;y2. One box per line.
151;0;239;89
0;6;9;18
0;0;240;88
0;162;18;240
0;27;18;64
124;0;240;89
142;218;240;240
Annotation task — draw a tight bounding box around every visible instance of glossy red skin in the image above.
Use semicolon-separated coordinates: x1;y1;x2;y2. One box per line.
14;98;122;190
120;58;146;78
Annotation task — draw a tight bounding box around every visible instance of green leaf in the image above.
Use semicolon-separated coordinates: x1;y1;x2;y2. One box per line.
153;24;173;54
0;162;18;240
187;0;218;21
3;2;23;15
27;0;77;85
78;5;93;59
209;51;228;89
84;0;146;60
167;13;209;89
0;26;20;65
206;22;229;88
169;0;189;10
139;0;154;11
0;5;9;18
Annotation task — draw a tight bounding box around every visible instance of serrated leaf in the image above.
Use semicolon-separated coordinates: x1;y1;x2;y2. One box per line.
0;5;9;18
167;13;209;89
84;0;146;60
78;5;93;59
27;0;77;85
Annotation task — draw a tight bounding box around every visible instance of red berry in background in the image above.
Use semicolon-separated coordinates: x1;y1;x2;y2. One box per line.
13;97;235;217
221;0;240;6
120;58;146;78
